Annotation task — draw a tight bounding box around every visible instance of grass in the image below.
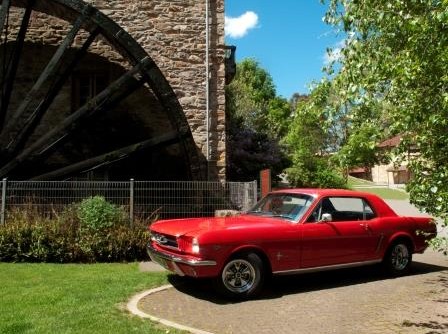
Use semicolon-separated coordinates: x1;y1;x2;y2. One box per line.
353;187;409;200
347;176;377;187
348;176;409;200
0;262;180;334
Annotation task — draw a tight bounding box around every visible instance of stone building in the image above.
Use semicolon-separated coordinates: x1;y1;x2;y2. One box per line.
371;135;414;187
0;0;232;181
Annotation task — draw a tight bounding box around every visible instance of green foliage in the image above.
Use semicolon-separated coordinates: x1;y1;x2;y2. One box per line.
226;58;292;181
226;58;277;133
322;0;448;252
77;196;126;230
226;125;290;182
427;234;448;256
0;202;151;263
285;81;347;189
286;159;347;189
332;122;382;172
266;96;291;138
313;167;348;189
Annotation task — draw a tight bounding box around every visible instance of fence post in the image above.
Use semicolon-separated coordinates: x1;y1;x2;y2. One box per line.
129;178;134;226
243;182;250;211
252;180;258;204
1;178;7;225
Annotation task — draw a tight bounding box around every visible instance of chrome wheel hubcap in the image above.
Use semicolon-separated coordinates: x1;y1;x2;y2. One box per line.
391;244;409;271
222;259;256;293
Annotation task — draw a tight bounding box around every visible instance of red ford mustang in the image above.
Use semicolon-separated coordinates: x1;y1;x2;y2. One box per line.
147;189;436;298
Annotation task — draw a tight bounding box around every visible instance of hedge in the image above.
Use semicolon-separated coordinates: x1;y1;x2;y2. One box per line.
0;197;153;263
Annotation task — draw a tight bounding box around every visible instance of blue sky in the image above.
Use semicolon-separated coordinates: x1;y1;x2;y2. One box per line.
225;0;341;99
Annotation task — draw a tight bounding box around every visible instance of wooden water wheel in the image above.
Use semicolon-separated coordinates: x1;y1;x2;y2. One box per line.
0;0;205;180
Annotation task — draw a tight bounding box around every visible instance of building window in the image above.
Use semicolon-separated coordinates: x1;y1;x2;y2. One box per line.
72;72;109;112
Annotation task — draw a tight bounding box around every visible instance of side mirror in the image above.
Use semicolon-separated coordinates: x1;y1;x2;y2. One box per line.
320;213;333;222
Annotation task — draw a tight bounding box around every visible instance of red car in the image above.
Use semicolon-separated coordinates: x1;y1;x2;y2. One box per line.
147;189;436;298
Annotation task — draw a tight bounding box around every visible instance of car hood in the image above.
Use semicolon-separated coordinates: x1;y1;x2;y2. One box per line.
150;214;289;237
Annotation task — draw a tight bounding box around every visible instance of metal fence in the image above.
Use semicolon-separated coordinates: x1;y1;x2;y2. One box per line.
0;179;258;224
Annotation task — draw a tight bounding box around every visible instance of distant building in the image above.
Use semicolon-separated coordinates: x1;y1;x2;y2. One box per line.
348;167;371;181
371;135;414;186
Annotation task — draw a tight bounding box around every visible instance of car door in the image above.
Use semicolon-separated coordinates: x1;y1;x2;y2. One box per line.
300;196;380;268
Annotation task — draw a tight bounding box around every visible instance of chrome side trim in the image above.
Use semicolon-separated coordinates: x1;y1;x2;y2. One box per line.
375;234;385;253
147;244;217;267
273;259;382;276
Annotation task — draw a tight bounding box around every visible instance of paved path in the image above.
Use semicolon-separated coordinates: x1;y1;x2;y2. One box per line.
138;251;447;334
136;200;448;334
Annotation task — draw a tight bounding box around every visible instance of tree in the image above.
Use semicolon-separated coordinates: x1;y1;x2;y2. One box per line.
226;119;290;182
323;0;448;252
225;59;290;181
226;58;277;134
289;93;309;114
285;81;347;188
332;122;382;179
266;96;291;139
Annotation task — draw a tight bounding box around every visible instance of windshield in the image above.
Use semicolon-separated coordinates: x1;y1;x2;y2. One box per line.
247;193;314;222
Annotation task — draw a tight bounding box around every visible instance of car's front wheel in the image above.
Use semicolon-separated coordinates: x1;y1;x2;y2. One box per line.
215;252;264;299
384;241;412;276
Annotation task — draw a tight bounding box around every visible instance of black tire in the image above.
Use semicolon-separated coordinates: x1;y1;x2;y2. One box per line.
383;241;412;276
214;252;265;300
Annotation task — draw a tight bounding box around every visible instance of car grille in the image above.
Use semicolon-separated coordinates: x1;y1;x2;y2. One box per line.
151;232;178;249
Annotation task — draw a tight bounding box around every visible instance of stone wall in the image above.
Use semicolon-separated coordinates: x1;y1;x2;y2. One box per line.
3;0;226;181
95;0;227;181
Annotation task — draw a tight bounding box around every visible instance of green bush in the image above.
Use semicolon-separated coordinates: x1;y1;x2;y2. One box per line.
0;202;152;263
77;196;126;230
313;168;347;189
286;160;348;189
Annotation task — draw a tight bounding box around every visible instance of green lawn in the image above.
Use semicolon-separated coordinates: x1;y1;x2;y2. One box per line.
0;263;180;334
347;176;377;187
353;187;409;200
348;176;409;200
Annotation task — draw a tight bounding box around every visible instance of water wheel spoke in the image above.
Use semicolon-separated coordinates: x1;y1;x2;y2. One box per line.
0;0;33;131
32;131;183;180
0;0;11;35
0;58;150;177
1;6;96;154
33;70;145;159
140;67;203;179
0;0;204;181
6;28;100;157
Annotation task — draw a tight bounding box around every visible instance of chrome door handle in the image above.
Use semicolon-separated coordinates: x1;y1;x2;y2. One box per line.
360;223;371;231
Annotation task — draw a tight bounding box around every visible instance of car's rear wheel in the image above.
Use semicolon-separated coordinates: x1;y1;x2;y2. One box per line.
215;252;264;299
384;241;412;276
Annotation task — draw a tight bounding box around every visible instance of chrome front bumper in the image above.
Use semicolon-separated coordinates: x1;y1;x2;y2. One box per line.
147;243;217;276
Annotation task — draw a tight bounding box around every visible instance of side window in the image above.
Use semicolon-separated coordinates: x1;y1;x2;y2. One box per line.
363;201;375;219
306;202;321;222
306;197;376;222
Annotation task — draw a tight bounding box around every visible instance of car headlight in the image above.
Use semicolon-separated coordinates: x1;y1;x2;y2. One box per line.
192;238;200;254
178;236;200;254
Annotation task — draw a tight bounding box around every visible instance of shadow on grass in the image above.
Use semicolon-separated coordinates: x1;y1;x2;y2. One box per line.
167;261;448;305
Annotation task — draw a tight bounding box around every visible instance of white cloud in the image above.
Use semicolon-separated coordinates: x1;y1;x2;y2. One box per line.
323;39;346;66
225;11;259;39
